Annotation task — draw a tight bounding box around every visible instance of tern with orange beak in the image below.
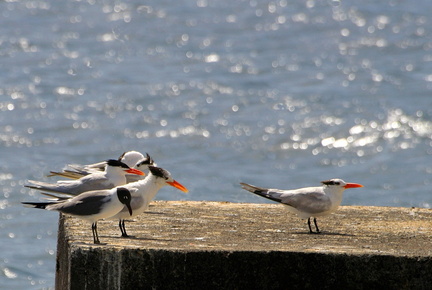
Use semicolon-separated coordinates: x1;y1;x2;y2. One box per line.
240;179;363;233
48;151;155;183
111;165;188;237
25;159;145;195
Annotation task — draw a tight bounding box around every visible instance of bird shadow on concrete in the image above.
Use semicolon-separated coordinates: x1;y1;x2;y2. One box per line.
290;231;355;237
118;235;174;242
142;211;166;215
75;241;108;246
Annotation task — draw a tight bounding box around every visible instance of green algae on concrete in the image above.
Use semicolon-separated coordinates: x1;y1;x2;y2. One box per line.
56;201;432;289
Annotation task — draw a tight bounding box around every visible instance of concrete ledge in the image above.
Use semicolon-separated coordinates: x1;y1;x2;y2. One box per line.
55;201;432;289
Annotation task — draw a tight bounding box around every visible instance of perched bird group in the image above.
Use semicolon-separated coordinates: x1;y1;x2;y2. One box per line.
24;150;364;243
23;151;188;244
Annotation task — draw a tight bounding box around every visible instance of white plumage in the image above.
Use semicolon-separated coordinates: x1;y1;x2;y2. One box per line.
241;179;363;233
25;159;144;195
22;187;133;244
111;165;188;237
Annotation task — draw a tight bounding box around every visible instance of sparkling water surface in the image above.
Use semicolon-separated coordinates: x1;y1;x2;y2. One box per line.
1;0;432;288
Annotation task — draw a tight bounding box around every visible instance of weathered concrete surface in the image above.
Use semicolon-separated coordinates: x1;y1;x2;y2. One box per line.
56;201;432;289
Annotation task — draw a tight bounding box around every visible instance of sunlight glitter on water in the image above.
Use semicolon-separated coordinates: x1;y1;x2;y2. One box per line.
274;108;432;159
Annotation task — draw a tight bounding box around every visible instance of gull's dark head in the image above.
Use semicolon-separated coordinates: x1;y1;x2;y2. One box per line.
116;187;133;216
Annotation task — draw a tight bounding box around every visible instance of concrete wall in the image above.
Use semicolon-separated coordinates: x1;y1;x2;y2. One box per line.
55;201;432;289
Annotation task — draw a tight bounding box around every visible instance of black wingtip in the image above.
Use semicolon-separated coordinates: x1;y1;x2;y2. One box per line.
240;183;282;203
21;202;51;209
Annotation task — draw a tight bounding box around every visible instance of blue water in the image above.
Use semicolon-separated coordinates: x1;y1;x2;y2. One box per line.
2;0;432;288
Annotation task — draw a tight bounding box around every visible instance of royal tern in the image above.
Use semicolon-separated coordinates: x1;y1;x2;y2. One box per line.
119;151;154;168
22;187;133;244
48;151;155;183
240;179;363;233
112;165;188;237
124;153;155;183
26;159;144;195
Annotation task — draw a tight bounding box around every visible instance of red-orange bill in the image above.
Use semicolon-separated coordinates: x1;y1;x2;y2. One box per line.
344;183;363;188
167;180;189;193
126;168;145;176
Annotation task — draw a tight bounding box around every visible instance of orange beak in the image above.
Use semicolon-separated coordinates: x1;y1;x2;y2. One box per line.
344;183;364;189
167;180;189;193
125;168;145;176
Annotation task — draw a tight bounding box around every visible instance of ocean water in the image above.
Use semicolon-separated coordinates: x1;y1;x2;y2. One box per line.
1;0;432;288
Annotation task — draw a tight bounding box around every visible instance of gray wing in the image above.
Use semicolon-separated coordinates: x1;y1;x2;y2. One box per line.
40;192;73;201
65;173;114;193
25;180;79;194
47;162;106;179
26;173;113;195
240;183;283;203
47;170;86;179
47;191;110;216
241;183;331;214
269;187;332;214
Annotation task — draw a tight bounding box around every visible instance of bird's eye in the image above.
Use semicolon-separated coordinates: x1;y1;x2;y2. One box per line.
334;182;340;185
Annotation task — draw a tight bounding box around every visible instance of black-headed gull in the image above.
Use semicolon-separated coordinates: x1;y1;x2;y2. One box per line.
22;187;133;244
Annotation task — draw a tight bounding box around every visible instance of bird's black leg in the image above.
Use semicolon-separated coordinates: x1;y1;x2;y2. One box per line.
92;222;100;244
313;218;320;234
307;218;313;233
118;219;124;236
119;219;129;237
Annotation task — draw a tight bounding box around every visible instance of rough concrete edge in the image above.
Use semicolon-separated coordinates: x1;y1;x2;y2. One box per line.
55;203;432;289
65;245;432;289
55;213;70;290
